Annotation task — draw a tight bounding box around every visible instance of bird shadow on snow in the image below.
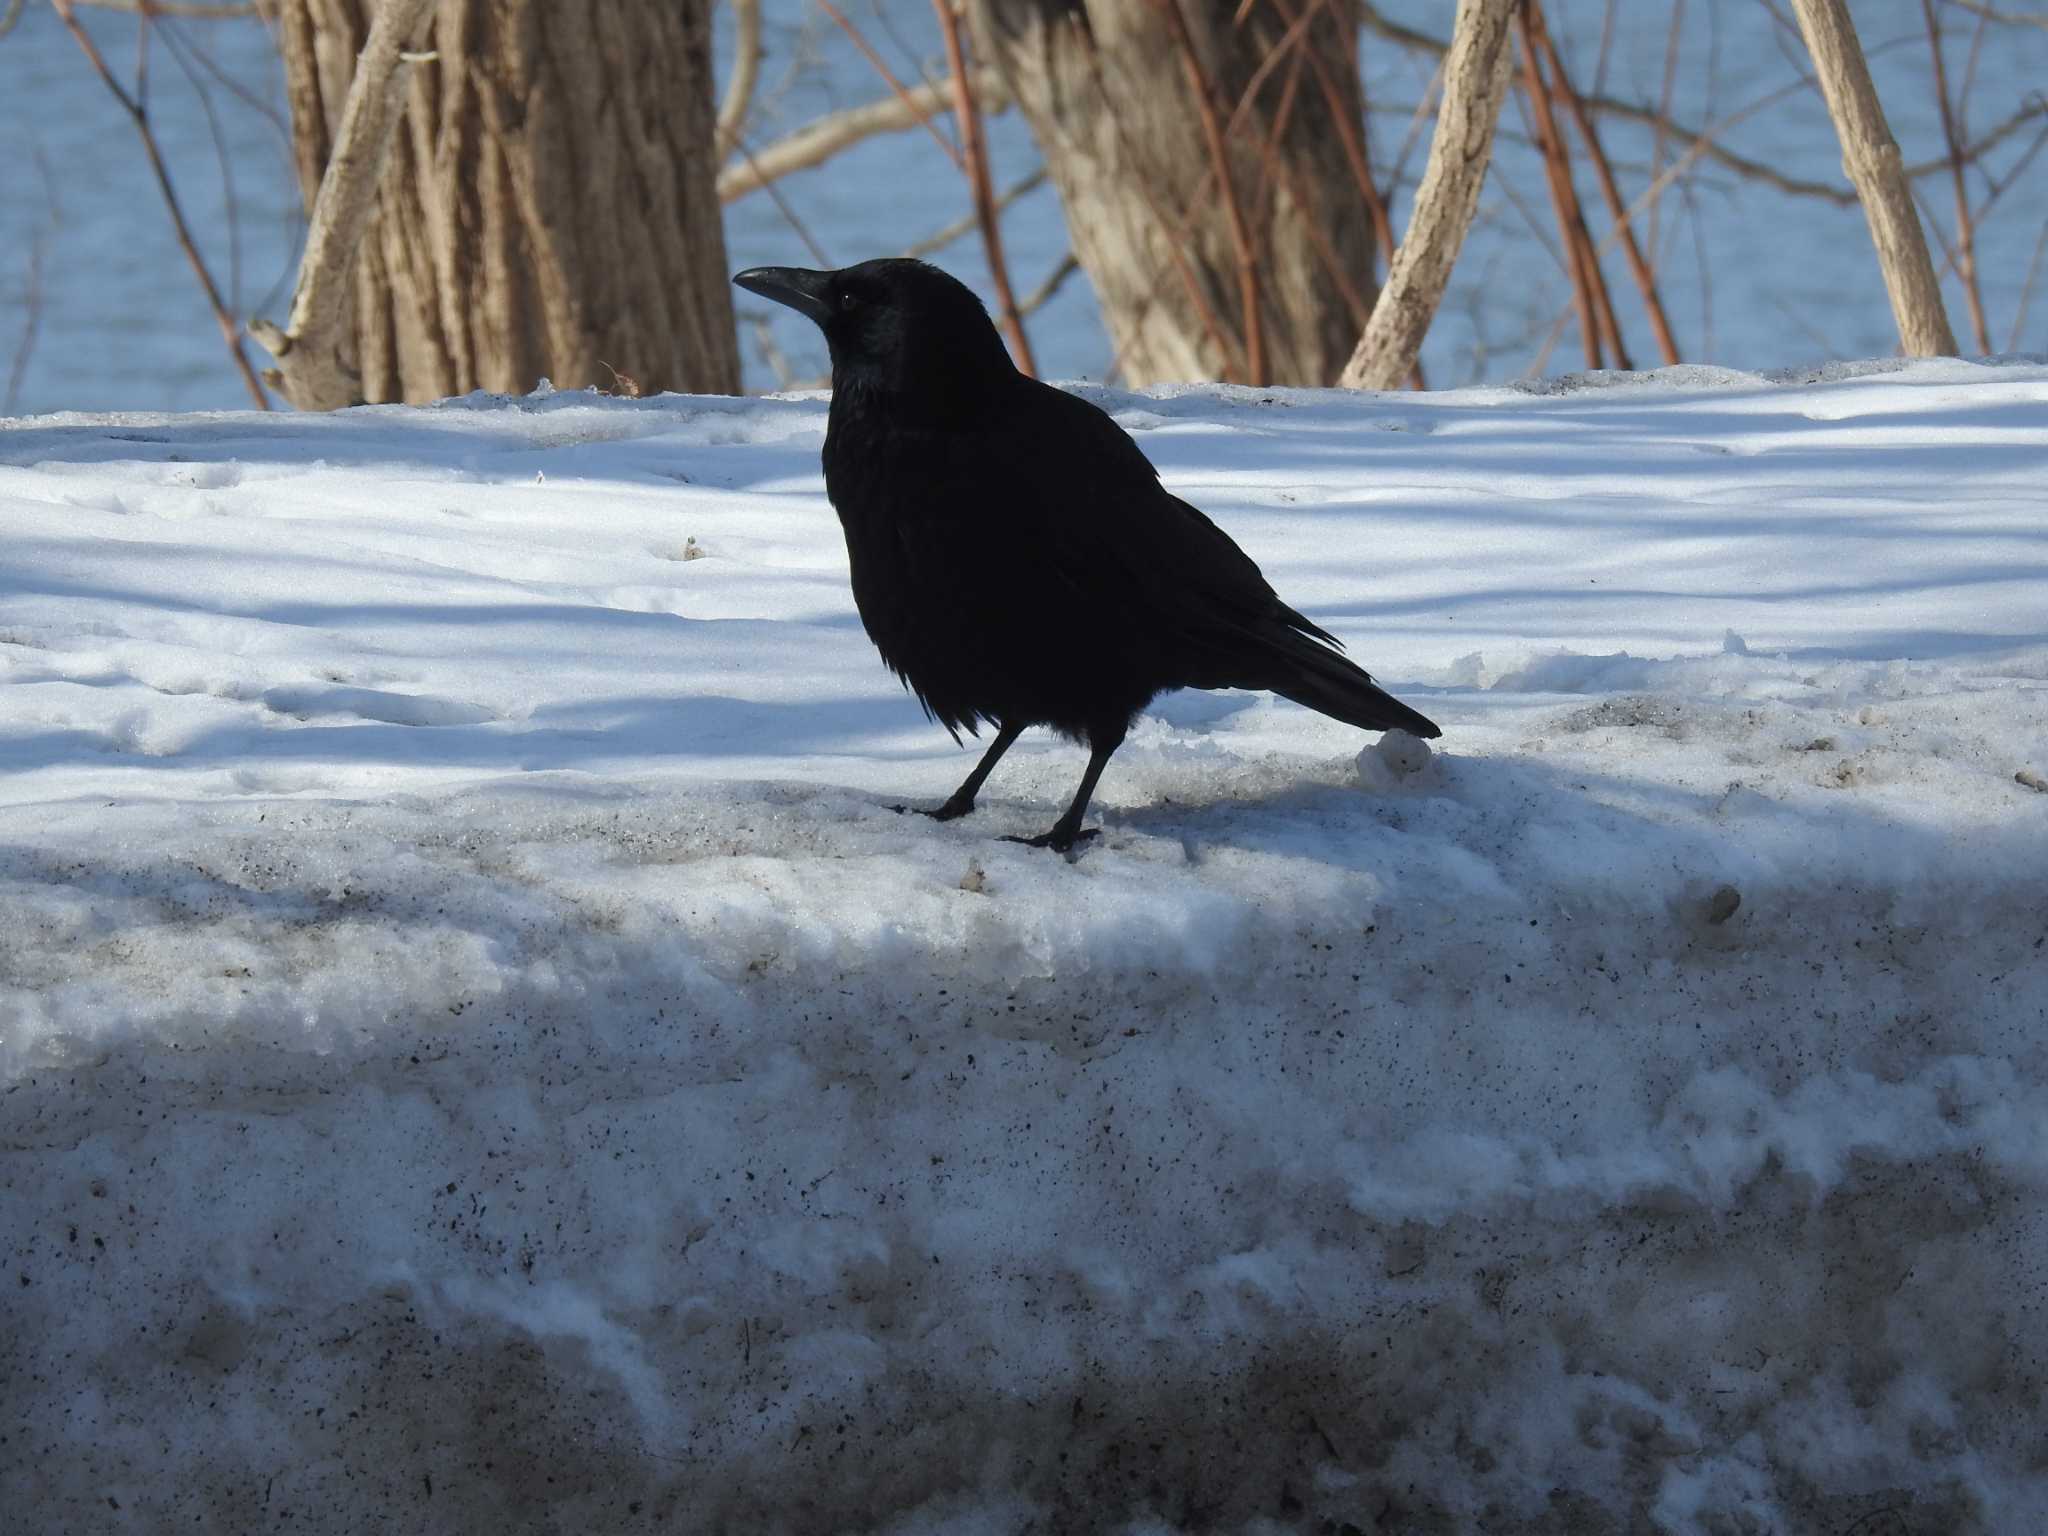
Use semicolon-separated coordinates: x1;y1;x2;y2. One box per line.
59;691;937;778
1056;750;1791;882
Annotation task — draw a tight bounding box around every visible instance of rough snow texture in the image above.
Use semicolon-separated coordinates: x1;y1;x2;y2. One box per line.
4;361;2047;1533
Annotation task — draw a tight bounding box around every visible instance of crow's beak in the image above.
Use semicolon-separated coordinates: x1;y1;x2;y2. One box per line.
732;266;835;327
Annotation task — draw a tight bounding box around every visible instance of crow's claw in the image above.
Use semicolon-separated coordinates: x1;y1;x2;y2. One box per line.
1001;826;1099;853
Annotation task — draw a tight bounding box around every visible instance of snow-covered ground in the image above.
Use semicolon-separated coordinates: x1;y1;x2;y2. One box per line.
4;361;2048;1532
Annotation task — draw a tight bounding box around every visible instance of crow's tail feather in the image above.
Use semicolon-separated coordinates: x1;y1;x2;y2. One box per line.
1260;631;1442;740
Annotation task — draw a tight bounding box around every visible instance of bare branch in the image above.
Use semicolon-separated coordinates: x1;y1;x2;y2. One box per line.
5;232;47;416
814;0;962;172
716;0;762;161
2008;216;2048;350
1366;1;2045;205
1154;0;1266;384
903;169;1045;259
933;0;1036;375
250;0;436;409
1532;1;1682;364
1922;0;1991;351
1341;0;1518;391
58;0;266;16
49;0;269;408
1263;0;1400;341
1945;0;2048;31
1019;252;1079;319
1646;0;1685;256
1519;8;1620;369
717;69;1009;202
1790;0;1958;354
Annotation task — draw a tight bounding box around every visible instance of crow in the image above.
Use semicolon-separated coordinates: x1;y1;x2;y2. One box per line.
732;258;1441;852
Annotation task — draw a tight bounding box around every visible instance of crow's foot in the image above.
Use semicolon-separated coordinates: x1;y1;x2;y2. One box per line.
1002;826;1098;854
889;799;976;821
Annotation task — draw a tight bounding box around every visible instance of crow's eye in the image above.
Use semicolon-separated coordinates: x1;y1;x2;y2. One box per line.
839;291;860;312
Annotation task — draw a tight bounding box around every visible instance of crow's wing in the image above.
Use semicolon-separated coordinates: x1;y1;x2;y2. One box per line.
940;381;1338;671
892;381;1440;738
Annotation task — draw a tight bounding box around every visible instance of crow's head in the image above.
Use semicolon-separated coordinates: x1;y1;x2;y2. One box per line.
733;258;1017;416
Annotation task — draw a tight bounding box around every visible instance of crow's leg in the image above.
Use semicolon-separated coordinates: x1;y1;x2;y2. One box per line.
1004;721;1125;852
921;720;1024;821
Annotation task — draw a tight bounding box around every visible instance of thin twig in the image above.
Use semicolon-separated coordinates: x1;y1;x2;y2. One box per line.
58;0;263;15
813;0;962;172
1532;1;1680;363
716;0;762;161
50;0;268;408
1114;0;1373;384
717;69;1006;201
5;231;47;415
1921;0;1991;351
1263;0;1399;282
1359;1;2042;205
1597;74;1848;267
1231;10;1386;366
1223;0;1332;137
1155;0;1267;384
903;169;1046;260
1975;119;2048;223
933;0;1035;374
1946;0;2048;31
1519;9;1619;368
733;139;834;265
1680;173;1715;357
157;17;244;312
1046;9;1263;383
2007;215;2048;350
1020;252;1080;319
249;0;433;407
1647;0;1684;256
1264;0;1411;365
1215;0;1382;346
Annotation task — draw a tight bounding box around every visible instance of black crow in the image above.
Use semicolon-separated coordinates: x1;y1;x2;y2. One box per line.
732;258;1441;852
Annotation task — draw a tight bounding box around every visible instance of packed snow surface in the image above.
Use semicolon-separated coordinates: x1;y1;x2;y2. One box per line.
4;360;2047;1533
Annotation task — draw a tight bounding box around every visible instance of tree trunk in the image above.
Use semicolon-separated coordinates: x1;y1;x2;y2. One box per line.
970;0;1378;388
1339;0;1514;390
1789;0;1957;356
277;0;741;404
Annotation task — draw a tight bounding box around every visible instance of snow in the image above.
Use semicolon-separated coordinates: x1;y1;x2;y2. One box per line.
5;361;2048;1531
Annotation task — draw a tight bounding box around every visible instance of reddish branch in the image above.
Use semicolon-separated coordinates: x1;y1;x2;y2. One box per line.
933;1;1037;374
1260;0;1416;384
1155;0;1269;385
1114;0;1411;387
1050;28;1243;381
1528;0;1679;364
1517;9;1629;370
50;0;269;408
814;0;964;173
1230;15;1377;345
1921;0;1991;352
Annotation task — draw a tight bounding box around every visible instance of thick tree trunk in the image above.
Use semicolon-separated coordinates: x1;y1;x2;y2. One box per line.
277;0;741;404
970;0;1377;388
1789;0;1957;356
1339;0;1515;390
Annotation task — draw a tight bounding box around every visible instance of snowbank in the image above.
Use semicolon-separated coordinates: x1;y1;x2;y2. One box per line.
4;361;2047;1532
